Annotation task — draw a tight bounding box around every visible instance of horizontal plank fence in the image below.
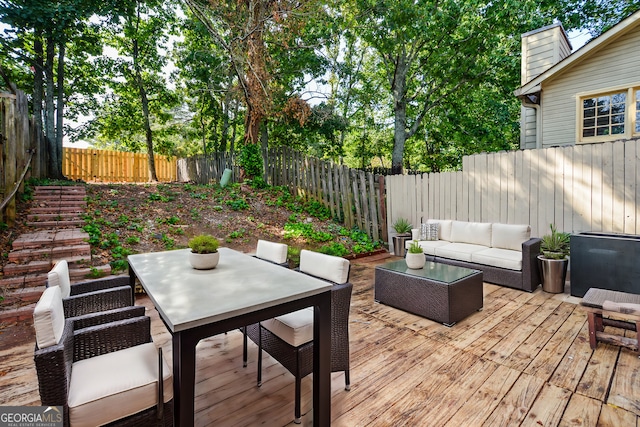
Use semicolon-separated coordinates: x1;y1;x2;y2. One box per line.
177;147;386;242
63;148;177;182
387;139;640;241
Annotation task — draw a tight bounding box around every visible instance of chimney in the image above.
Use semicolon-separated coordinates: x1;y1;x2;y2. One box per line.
521;22;572;85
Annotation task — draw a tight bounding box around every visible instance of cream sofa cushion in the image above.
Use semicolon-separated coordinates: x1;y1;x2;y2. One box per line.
256;240;288;264
33;286;65;349
68;342;173;427
300;250;350;284
262;307;314;347
427;219;453;241
472;248;523;271
48;260;71;299
450;221;492;247
405;239;450;256
435;243;488;262
491;223;531;252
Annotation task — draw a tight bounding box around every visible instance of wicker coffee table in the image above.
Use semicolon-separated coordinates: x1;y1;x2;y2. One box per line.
374;259;483;326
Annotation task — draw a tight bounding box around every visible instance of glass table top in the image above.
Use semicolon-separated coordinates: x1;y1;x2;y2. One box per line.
376;259;480;284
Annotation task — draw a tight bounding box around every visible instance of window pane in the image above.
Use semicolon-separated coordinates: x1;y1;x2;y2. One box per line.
612;125;624;134
584;108;595;118
612;102;625;114
612;93;626;104
598;104;610;115
597;127;609;136
583;128;595;137
612;114;625;124
597;116;610;126
597;96;609;107
583;118;595;127
584;98;596;109
636;90;640;102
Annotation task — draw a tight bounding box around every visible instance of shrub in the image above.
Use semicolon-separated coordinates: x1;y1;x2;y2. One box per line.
188;234;219;253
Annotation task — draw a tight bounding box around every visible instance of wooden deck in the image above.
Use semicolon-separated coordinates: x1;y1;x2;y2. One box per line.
2;253;640;426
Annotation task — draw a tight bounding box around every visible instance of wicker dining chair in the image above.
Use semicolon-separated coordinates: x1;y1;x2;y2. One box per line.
47;259;132;318
245;249;353;424
33;286;173;427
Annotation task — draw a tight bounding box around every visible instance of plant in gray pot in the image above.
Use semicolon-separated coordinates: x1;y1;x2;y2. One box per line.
391;217;412;257
538;224;570;293
188;234;220;269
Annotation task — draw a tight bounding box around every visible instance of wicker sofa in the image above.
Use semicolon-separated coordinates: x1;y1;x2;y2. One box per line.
406;220;541;292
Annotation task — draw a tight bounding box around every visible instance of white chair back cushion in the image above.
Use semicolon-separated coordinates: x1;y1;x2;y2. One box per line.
451;221;492;247
491;223;531;252
256;240;288;264
299;250;350;284
33;286;65;349
48;260;71;299
68;342;173;427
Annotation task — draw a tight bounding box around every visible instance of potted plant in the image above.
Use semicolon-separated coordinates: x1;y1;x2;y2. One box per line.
188;234;220;269
391;217;413;256
537;224;570;293
405;240;426;269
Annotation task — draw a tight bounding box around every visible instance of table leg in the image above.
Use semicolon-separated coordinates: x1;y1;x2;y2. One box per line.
173;331;196;427
313;290;331;426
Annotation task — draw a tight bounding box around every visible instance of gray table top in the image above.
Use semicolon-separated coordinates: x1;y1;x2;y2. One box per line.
376;259;480;284
128;248;332;332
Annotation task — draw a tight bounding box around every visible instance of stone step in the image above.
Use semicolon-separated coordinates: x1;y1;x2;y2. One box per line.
29;206;85;214
26;212;83;221
0;264;112;290
31;200;87;207
0;305;36;323
8;244;91;263
11;229;89;250
3;256;92;278
2;286;45;306
26;219;86;228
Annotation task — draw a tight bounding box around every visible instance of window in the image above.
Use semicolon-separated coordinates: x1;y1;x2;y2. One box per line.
579;87;640;142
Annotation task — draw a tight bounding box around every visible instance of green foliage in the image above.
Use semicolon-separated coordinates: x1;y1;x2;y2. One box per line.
540;224;571;259
408;240;423;254
148;193;172;202
188;234;219;253
238;143;263;179
284;218;333;242
228;229;245;239
319;242;349;257
392;218;412;234
0;222;8;231
86;266;105;279
125;236;140;245
226;198;249;211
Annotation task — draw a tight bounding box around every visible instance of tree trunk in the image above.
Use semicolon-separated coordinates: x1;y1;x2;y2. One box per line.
44;32;58;178
54;39;65;179
391;54;408;175
133;37;157;182
33;30;44;136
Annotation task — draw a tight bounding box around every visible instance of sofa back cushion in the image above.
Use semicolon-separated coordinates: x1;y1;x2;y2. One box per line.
33;286;65;349
450;221;492;247
491;223;531;252
427;219;453;241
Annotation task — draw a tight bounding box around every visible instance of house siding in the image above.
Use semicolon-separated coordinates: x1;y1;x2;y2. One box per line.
521;26;568;83
521;106;537;149
541;27;640;147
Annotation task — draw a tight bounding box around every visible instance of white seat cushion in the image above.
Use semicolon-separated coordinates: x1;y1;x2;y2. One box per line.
405;239;451;256
472;248;523;271
491;223;531;252
256;240;288;264
261;307;314;347
435;243;488;262
427;219;453;241
33;286;65;349
48;260;71;299
450;221;492;246
68;342;173;427
299;250;350;284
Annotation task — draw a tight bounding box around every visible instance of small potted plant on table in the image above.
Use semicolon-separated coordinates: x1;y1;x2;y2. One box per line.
538;224;570;293
188;234;220;270
405;240;426;269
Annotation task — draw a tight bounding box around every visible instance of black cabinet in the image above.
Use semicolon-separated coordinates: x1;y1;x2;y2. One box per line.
570;232;640;297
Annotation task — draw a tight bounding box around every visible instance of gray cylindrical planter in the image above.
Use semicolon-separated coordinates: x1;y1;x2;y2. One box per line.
538;255;568;293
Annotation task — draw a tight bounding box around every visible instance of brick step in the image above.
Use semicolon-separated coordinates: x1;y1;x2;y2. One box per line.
0;305;36;323
11;229;89;250
26;219;86;228
26;212;83;221
33;188;86;195
34;185;86;192
33;195;86;203
8;244;91;263
0;264;112;290
2;286;45;306
29;206;85;214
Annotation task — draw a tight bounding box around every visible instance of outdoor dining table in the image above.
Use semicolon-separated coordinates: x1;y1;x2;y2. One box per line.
128;247;333;426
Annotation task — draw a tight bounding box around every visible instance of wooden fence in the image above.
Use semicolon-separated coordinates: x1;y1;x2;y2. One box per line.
386;139;640;241
1;90;46;226
177;147;386;241
63;148;177;182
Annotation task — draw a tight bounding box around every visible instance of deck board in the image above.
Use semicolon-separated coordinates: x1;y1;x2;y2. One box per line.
2;253;640;426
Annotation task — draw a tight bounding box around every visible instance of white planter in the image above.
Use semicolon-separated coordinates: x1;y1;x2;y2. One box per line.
405;252;425;269
189;251;220;270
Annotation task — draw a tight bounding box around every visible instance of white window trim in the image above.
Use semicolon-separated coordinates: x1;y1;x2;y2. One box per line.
576;84;640;144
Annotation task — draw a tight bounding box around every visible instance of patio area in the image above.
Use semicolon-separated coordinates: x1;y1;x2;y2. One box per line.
2;252;639;426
